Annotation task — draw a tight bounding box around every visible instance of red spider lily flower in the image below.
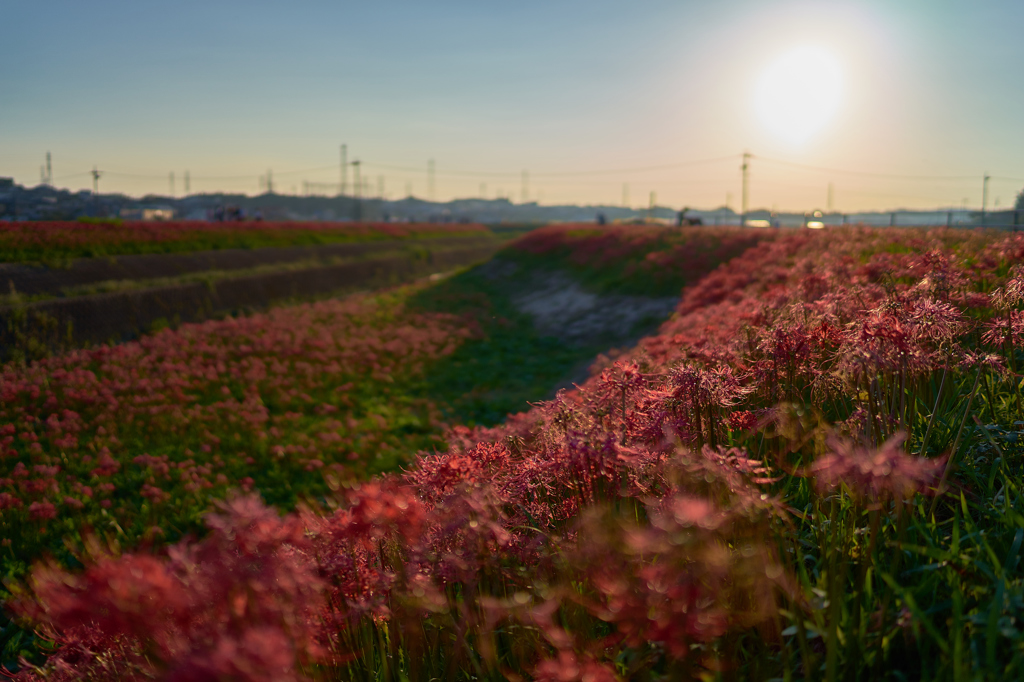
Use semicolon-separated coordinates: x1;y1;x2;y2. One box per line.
28;501;57;521
0;492;22;509
808;433;946;502
988;267;1024;310
12;495;325;681
726;410;758;432
533;650;619;682
981;310;1024;348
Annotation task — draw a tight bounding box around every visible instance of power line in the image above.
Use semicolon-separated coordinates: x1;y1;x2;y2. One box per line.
752;155;979;181
41;154;1021;187
49;172;91;182
361;154;741;179
100;164;338;181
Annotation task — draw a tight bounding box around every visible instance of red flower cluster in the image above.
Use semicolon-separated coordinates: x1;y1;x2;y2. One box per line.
0;284;473;577
12;496;323;681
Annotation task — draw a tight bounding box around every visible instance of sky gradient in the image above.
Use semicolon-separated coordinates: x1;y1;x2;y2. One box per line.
3;0;1023;212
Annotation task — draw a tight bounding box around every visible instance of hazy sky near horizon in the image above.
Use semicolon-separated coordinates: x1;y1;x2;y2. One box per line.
3;0;1023;212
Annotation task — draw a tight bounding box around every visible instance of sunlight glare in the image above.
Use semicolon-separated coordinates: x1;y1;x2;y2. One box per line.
754;46;843;147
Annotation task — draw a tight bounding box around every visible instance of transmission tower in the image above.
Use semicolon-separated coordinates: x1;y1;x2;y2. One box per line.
45;152;52;185
90;167;102;194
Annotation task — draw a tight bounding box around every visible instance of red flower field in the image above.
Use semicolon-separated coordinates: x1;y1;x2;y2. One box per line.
3;225;1023;680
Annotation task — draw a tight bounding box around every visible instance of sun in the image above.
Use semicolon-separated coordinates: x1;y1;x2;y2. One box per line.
754;45;843;147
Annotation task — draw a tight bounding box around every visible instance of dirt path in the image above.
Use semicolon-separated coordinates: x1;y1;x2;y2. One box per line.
477;259;679;392
479;260;678;346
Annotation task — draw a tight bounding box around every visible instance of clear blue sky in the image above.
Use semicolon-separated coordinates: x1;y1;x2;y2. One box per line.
3;0;1023;211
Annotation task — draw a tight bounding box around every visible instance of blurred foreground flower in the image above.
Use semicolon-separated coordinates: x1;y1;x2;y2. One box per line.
10;494;324;682
809;433;945;503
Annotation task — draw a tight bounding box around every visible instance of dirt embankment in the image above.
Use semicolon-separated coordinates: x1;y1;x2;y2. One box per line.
0;239;500;360
0;235;496;297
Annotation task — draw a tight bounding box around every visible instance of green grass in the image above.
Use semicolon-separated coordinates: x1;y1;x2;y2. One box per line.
405;264;619;426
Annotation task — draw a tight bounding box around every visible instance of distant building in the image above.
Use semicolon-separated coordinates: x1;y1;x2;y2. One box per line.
120;206;175;221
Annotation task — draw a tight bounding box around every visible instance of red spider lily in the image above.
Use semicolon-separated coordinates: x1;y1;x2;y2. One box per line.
981;310;1024;348
11;495;324;682
808;433;946;503
27;501;57;521
533;650;619;682
0;279;475;575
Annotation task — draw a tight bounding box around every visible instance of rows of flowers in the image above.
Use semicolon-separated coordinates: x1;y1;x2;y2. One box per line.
0;286;477;587
6;226;1024;679
0;221;488;263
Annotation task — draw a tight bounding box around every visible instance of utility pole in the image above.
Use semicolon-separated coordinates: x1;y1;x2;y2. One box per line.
266;169;274;194
406;181;412;198
340;144;347;195
428;159;436;202
982;173;990;226
521;170;528;203
169;172;175;197
827;182;834;213
740;151;750;226
90;166;103;217
351;160;363;220
648;191;656;222
46;152;52;185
